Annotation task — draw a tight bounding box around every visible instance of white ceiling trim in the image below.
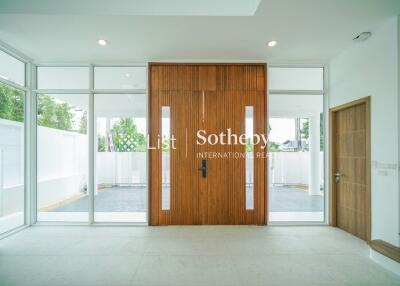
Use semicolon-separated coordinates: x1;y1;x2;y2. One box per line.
0;0;261;16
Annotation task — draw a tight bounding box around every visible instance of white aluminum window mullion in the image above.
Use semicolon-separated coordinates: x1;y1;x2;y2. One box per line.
89;65;95;224
93;63;147;67
91;89;147;94
27;63;37;225
145;63;149;225
323;65;329;225
268;64;325;68
32;89;91;94
269;89;325;95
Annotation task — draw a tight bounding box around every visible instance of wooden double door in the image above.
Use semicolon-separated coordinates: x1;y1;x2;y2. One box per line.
149;63;267;225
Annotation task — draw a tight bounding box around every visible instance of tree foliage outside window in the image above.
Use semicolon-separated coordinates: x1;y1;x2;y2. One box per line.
300;113;324;151
109;118;146;152
1;83;89;135
37;95;73;131
79;111;87;134
97;135;107;152
0;82;24;122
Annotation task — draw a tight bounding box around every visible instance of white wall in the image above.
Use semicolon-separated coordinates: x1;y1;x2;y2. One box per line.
329;17;400;246
96;152;147;185
269;152;324;187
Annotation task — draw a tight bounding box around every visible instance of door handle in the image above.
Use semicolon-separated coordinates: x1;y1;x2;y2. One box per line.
198;159;206;178
335;172;342;183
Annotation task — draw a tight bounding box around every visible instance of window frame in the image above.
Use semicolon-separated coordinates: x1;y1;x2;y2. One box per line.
268;64;328;226
33;63;148;226
0;45;31;237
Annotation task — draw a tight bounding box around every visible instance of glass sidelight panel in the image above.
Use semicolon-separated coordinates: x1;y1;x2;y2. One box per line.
0;82;25;233
268;94;324;222
161;107;170;210
245;106;254;210
37;94;89;222
94;94;147;222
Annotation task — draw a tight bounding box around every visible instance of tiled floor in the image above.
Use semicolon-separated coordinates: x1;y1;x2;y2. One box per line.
0;226;399;286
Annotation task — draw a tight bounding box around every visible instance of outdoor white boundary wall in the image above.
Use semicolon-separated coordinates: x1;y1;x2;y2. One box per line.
329;16;400;270
269;152;324;187
0;119;88;212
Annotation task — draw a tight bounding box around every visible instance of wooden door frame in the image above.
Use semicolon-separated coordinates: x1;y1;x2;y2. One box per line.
147;62;268;225
329;96;371;241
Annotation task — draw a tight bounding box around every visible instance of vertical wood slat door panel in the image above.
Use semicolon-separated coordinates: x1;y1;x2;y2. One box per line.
149;63;266;225
205;65;266;224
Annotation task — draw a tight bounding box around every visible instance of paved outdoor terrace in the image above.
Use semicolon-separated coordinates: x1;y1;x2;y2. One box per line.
43;186;324;222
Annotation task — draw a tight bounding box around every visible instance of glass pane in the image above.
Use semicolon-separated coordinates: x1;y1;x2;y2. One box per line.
37;94;89;222
269;94;324;222
94;94;147;222
0;82;25;234
269;67;323;90
94;67;147;90
37;67;89;89
245;106;254;210
0;49;25;86
161;106;170;210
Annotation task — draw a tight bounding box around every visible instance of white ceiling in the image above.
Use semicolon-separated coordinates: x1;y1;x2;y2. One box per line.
0;0;261;16
0;0;399;63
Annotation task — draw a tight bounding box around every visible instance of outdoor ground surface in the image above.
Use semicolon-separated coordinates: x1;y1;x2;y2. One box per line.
51;186;323;213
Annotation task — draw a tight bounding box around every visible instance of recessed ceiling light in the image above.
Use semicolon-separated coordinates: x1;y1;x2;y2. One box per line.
267;40;278;47
98;39;108;46
125;73;131;78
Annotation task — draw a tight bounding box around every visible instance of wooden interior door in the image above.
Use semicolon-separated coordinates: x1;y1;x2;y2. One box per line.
330;97;371;240
149;63;267;225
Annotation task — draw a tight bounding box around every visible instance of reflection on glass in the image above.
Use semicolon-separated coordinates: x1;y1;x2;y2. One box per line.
37;67;89;90
0;82;25;234
0;50;25;86
94;67;147;90
161;106;170;210
245;106;254;210
37;94;88;222
94;93;147;222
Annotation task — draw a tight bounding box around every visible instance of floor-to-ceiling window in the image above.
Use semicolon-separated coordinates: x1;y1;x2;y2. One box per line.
93;67;147;223
268;67;325;222
36;67;89;222
0;49;26;233
35;65;147;223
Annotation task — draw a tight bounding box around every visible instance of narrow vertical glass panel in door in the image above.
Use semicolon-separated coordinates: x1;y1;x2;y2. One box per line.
161;107;170;210
37;94;89;222
94;94;147;222
0;82;25;234
245;106;254;210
